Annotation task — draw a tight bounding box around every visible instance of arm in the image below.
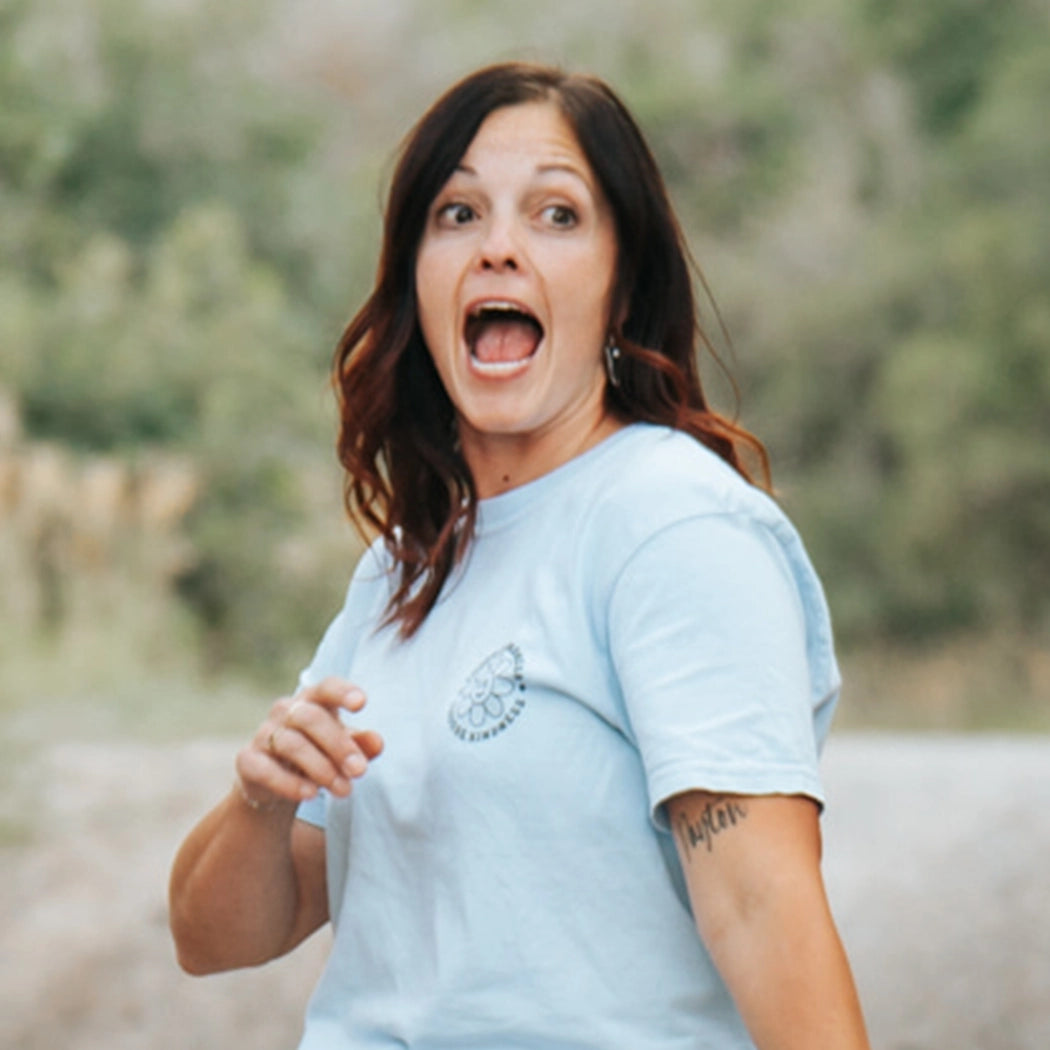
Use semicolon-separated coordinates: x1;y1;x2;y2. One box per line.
169;678;383;975
667;790;870;1050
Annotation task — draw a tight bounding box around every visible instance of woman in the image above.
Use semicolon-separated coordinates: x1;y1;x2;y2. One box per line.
170;62;870;1049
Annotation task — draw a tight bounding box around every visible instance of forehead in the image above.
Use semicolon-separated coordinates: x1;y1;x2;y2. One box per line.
457;101;594;182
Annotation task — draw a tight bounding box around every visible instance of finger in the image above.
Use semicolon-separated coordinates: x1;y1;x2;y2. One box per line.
298;677;368;715
280;702;359;771
235;745;323;805
282;696;382;776
351;729;384;761
249;681;376;799
267;723;356;797
331;730;383;781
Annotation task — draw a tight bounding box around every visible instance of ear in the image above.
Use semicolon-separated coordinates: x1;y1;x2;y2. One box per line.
610;281;630;334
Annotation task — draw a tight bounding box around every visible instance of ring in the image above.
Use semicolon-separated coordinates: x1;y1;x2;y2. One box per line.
267;726;282;754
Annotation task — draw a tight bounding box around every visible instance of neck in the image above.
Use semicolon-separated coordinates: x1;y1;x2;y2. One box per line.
462;413;624;499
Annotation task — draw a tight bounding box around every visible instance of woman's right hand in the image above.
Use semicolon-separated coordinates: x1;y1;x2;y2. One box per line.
234;677;384;811
171;676;382;974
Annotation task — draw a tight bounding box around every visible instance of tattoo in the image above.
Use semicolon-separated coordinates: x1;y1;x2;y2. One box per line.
675;796;749;861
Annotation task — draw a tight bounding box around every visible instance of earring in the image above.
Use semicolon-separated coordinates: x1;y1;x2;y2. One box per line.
603;340;622;389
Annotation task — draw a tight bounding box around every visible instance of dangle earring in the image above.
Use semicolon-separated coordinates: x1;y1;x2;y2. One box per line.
603;339;622;389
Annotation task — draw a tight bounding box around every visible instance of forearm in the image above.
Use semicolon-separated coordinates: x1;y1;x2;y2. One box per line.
168;788;311;975
702;876;869;1050
169;679;378;975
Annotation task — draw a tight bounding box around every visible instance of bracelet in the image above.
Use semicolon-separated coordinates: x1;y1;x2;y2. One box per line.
233;774;283;814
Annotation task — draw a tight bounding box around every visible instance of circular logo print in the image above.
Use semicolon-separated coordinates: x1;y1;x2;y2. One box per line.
447;643;527;742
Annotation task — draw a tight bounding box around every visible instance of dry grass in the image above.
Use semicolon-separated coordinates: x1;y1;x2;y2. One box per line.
839;632;1050;732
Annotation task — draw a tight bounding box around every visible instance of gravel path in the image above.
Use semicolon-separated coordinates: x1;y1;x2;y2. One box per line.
820;733;1050;1050
1;732;1047;1049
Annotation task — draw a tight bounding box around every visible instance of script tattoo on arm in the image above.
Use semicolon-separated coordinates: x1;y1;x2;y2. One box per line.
674;795;750;863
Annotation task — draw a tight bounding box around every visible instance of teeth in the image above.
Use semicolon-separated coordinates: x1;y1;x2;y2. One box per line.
471;358;532;375
469;300;535;319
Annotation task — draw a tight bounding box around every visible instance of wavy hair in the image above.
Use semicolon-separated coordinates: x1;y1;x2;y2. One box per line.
333;62;770;637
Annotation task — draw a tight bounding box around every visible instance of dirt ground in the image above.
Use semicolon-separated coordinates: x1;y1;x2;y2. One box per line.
2;732;1048;1049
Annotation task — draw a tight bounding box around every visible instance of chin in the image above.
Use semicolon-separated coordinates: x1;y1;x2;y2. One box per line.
460;415;533;440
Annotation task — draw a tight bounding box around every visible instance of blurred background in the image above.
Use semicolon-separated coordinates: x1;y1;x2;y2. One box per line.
1;0;1048;1047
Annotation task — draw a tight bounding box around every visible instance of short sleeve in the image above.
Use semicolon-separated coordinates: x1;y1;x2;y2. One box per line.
608;513;827;829
293;540;392;829
296;789;329;828
296;540;392;692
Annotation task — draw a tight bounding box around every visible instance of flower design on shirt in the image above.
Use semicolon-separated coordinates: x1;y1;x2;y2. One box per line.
447;643;527;742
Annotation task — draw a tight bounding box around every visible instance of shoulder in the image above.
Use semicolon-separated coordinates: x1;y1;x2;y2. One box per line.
297;537;394;689
342;536;399;629
585;425;836;644
589;426;840;733
583;423;785;553
352;535;397;589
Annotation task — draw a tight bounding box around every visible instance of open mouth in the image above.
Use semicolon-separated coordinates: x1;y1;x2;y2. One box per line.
464;301;544;374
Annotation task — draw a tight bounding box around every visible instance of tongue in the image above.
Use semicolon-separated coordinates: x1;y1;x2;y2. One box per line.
472;318;541;364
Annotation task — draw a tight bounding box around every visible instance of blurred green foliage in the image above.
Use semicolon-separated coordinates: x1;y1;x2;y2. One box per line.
1;0;1047;698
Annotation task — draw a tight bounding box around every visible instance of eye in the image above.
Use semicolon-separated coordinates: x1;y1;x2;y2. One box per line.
436;201;477;226
542;203;578;229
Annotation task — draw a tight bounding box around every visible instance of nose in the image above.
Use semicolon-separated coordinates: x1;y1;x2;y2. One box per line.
477;213;521;272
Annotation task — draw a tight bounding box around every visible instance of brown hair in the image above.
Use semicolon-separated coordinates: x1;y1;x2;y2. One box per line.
333;62;770;637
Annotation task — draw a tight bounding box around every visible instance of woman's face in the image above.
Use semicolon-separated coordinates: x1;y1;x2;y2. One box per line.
415;101;620;490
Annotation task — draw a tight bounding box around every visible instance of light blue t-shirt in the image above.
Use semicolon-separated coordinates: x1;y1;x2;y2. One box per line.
294;423;840;1050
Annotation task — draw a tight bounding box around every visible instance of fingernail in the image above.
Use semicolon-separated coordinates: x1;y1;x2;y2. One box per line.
344;753;367;777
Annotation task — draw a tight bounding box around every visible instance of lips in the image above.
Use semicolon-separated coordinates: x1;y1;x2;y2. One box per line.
464;301;544;370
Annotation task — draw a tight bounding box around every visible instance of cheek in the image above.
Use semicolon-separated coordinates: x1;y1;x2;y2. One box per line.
414;264;444;346
555;268;616;340
415;245;459;340
551;237;617;320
